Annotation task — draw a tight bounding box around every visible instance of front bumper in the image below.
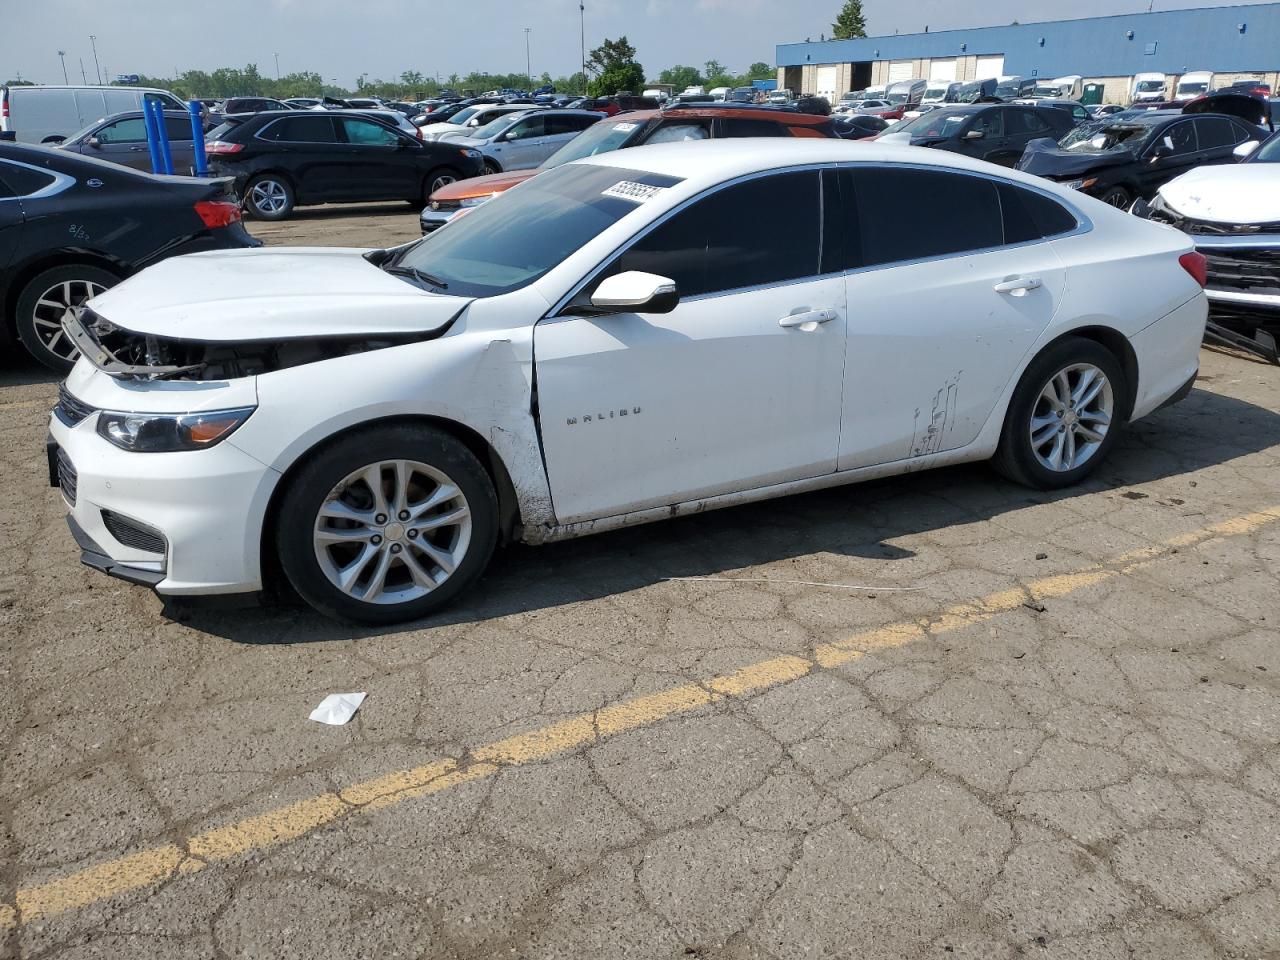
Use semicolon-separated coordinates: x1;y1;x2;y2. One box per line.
420;205;460;234
1196;234;1280;318
48;393;278;596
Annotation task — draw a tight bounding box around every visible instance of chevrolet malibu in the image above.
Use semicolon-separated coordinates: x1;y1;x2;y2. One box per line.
49;140;1208;624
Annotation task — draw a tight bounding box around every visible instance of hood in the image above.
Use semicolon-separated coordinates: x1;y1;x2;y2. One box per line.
433;169;535;201
1015;136;1134;178
87;248;473;342
1182;92;1269;126
1158;164;1280;224
875;130;914;145
437;133;484;146
420;121;468;137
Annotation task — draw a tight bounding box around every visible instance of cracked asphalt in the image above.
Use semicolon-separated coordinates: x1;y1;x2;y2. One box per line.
2;206;1280;959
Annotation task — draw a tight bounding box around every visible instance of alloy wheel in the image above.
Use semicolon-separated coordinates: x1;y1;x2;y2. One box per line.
312;459;473;606
31;279;105;362
249;179;288;215
1029;363;1114;472
430;173;457;194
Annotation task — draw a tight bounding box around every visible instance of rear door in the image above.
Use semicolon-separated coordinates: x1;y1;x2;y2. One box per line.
1191;115;1254;167
1004;108;1058;164
539;114;597;161
833;165;1070;470
959;109;1007;161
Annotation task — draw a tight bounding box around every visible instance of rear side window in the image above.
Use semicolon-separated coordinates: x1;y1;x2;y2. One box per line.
615;170;821;298
163;116;194;141
1008;109;1052;134
0;162;56;197
998;183;1080;243
718;119;787;138
260;115;337;143
545;114;595;136
848;168;1003;267
1194;116;1247;150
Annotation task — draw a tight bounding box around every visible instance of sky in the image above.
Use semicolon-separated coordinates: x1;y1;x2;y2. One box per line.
2;0;1276;87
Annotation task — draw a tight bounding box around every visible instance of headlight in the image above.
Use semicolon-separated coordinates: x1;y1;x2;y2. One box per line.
459;195;492;208
96;407;256;453
1062;177;1098;191
460;148;482;159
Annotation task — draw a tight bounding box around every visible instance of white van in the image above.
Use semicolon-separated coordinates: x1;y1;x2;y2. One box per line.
1131;72;1167;104
1174;71;1213;101
885;78;927;109
0;85;186;143
1032;75;1083;100
922;81;961;105
707;86;730;101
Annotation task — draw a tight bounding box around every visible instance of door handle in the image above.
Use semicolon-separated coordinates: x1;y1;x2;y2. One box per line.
778;308;837;329
993;277;1042;295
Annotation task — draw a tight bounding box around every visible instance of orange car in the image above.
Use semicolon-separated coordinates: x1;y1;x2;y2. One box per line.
420;105;837;232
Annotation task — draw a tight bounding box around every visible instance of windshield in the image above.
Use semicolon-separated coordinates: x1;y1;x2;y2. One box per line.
469;116;519;141
1033;85;1059;98
1252;135;1280;163
1178;81;1209;95
393;164;681;297
1058;119;1158;153
885;90;912;105
924;87;948;100
994;84;1023;98
540;119;643;168
448;107;481;125
895;109;971;138
1135;81;1164;93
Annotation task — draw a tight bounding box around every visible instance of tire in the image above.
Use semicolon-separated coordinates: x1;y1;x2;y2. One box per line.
276;424;498;625
244;174;295;221
482;159;501;176
425;166;461;198
1098;186;1131;209
992;337;1126;490
15;264;119;372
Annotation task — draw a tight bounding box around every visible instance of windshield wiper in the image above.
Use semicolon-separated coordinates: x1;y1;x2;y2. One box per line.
384;264;450;290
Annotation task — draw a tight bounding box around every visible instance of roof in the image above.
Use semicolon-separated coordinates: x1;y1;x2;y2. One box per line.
778;2;1280;77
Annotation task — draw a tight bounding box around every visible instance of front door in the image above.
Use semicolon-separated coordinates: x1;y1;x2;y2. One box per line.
83;115;153;171
491;115;549;170
1138;119;1200;196
534;169;847;524
960;109;1009;164
256;114;347;201
336;116;418;200
830;165;1069;470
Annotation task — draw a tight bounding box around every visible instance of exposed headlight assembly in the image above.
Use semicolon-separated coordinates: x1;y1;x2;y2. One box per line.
1063;177;1098;191
96;407;256;453
459;195;492;208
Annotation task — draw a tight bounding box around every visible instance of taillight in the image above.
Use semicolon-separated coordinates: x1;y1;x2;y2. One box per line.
1;96;8;119
205;140;244;155
1179;251;1207;288
194;200;241;228
416;126;423;140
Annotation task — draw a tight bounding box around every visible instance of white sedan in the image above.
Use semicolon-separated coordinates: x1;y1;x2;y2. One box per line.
49;140;1208;623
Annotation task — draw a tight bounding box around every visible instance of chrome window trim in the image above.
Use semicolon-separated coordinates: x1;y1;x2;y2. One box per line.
545;160;1092;318
0;158;76;202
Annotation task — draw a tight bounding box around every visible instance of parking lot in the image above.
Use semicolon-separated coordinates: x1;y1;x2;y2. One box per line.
2;206;1279;960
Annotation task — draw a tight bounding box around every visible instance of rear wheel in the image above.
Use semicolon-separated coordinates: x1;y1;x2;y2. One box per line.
992;337;1126;489
276;425;498;624
15;265;119;372
244;174;295;220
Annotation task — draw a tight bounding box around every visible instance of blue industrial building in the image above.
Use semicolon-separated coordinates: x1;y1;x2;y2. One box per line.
776;3;1280;104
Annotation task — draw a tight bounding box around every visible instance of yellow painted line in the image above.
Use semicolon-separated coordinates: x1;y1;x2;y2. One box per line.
4;503;1278;931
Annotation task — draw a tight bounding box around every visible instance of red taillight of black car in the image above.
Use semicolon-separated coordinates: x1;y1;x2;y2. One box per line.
194;200;242;229
204;140;244;155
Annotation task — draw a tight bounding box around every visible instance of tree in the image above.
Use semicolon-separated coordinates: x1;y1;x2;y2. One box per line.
659;65;703;90
832;0;867;39
585;36;644;97
746;62;775;81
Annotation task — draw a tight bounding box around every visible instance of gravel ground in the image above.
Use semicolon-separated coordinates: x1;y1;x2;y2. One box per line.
1;206;1278;959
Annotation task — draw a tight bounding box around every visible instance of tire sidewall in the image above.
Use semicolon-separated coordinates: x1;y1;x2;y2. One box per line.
276;424;498;625
15;264;119;372
999;338;1126;489
1099;186;1131;209
426;167;460;199
244;175;295;221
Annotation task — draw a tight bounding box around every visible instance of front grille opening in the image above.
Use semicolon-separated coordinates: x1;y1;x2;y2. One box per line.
54;385;97;427
57;448;78;505
101;510;166;554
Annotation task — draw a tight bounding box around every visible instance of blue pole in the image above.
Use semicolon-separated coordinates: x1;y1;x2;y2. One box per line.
151;100;175;175
142;99;163;174
188;100;208;177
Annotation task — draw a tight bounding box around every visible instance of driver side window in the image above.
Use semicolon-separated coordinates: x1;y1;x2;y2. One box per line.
340;118;401;146
1161;121;1198;156
96;117;148;143
507;116;547;140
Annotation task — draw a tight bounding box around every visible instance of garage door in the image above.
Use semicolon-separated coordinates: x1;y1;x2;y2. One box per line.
816;65;838;101
975;55;1005;80
888;60;915;83
928;58;957;83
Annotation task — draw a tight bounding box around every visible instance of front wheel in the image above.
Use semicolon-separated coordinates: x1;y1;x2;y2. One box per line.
15;265;119;372
276;425;498;624
425;166;461;198
482;159;500;176
992;337;1126;489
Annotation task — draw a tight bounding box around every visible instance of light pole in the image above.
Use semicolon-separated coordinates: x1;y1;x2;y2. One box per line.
79;57;86;84
89;35;101;84
57;50;68;84
524;28;532;85
274;52;280;80
579;3;587;94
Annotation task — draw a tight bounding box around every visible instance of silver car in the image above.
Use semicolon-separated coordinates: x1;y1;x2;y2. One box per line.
435;109;602;173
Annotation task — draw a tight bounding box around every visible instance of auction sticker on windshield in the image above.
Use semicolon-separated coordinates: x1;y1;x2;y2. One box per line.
612;122;639;133
602;181;668;203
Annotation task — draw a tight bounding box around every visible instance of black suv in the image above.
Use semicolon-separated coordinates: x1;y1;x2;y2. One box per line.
1;142;258;370
206;110;487;220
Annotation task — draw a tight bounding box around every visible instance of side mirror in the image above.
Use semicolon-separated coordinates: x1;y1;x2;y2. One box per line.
86;136;101;148
589;271;679;315
1234;140;1259;159
963;129;985;140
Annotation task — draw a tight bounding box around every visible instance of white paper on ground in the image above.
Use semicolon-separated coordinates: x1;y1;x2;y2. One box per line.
309;692;367;725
